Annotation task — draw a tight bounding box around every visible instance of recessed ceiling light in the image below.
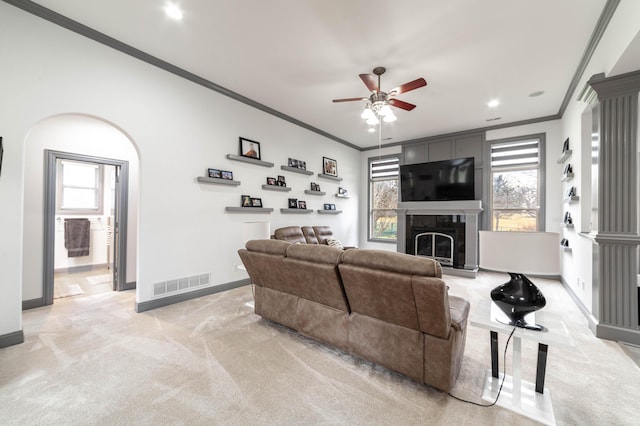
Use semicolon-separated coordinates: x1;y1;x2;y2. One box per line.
529;90;545;97
487;99;500;108
165;3;183;20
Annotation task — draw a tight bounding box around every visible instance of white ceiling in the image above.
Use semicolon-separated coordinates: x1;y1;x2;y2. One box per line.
30;0;608;149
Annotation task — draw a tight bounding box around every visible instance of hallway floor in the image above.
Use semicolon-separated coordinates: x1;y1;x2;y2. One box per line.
54;268;113;299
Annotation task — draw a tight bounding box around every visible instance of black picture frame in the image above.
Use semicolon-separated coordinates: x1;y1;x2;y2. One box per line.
323;157;337;176
288;158;298;168
251;198;263;207
298;200;307;209
562;138;570;153
266;177;276;185
288;198;298;209
221;170;233;180
338;187;347;195
241;195;252;207
240;137;261;160
323;203;331;210
299;160;306;170
330;204;336;210
208;168;222;179
310;182;317;191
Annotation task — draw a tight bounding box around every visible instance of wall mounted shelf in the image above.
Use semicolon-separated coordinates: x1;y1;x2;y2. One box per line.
227;154;274;168
557;150;572;164
281;165;314;176
317;173;343;182
317;210;342;214
562;247;573;253
304;190;326;196
563;223;575;229
560;173;574;182
335;194;350;199
225;207;273;213
196;176;241;186
562;196;580;204
280;208;313;214
262;184;292;192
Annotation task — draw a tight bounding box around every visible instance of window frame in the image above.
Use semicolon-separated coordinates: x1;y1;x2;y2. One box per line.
368;154;400;243
486;134;546;232
55;159;105;215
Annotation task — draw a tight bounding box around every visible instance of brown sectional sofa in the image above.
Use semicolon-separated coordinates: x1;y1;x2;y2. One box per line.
238;239;470;392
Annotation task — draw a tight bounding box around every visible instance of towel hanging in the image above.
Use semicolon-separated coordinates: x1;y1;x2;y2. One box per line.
64;218;90;257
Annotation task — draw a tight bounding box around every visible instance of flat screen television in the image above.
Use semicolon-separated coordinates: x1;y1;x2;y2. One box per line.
400;157;475;201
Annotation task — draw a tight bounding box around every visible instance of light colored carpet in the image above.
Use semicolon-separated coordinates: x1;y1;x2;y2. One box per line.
1;272;639;425
86;274;112;285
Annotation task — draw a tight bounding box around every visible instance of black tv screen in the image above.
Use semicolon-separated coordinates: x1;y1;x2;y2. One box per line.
400;157;475;201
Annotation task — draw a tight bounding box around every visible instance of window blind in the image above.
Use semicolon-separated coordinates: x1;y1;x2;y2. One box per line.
491;139;539;168
370;157;399;179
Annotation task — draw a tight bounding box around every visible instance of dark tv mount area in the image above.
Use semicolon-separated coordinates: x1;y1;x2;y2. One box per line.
400;157;475;202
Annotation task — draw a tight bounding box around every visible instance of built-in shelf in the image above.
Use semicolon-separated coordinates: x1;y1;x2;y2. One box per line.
280;208;313;214
317;210;342;214
557;149;572;164
562;247;573;253
563;196;580;204
225;207;273;213
561;173;575;182
262;184;292;192
281;165;314;176
196;176;241;186
227;154;274;168
335;194;350;198
317;173;343;182
563;223;575;229
304;190;326;196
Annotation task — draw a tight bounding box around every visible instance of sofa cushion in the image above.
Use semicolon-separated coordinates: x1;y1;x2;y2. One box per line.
246;239;290;255
273;226;307;244
341;249;442;278
301;226;319;244
325;238;344;250
286;243;343;264
312;226;334;245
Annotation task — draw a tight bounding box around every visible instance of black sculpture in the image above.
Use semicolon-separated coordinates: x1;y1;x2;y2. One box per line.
490;273;547;331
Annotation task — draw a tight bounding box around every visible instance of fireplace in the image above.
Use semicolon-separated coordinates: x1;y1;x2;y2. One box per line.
397;200;482;277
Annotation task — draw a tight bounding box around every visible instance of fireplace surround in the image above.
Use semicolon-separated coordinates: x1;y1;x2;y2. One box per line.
397;200;483;277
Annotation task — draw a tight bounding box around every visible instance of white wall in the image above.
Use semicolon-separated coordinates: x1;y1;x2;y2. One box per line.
0;2;360;338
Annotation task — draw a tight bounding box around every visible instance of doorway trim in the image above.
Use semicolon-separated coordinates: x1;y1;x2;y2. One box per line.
43;150;130;305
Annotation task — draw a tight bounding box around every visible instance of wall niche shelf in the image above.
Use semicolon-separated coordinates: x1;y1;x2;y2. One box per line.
562;247;573;253
262;184;292;192
280;208;313;214
563;223;575;229
304;190;326;196
335;194;350;199
225;207;273;213
317;173;343;182
281;165;314;176
557;150;572;164
560;173;574;182
196;177;241;186
227;154;274;168
563;196;580;204
317;210;342;214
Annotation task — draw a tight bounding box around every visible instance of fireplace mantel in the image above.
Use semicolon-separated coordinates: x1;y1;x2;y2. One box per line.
397;200;483;278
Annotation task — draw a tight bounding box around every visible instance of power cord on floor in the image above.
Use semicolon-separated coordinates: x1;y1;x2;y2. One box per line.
448;326;516;407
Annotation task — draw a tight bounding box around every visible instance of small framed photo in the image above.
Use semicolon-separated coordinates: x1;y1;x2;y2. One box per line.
562;138;570;153
288;198;298;209
221;170;233;180
288;158;298;168
338;187;348;195
208;168;222;179
240;137;261;160
323;157;337;176
299;161;306;170
241;195;252;207
277;175;286;186
330;204;336;210
323;203;331;210
310;182;318;191
298;200;307;209
251;198;263;207
266;177;276;185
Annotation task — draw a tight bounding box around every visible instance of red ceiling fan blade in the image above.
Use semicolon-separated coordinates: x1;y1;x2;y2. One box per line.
388;98;416;111
359;74;379;92
332;97;368;103
389;78;427;96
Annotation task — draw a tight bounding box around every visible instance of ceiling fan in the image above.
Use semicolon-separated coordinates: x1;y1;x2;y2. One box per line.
332;66;427;124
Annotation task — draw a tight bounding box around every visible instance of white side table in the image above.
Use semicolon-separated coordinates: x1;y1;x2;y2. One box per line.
470;300;574;426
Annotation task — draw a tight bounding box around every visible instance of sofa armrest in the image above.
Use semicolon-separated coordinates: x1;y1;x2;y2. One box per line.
448;295;470;332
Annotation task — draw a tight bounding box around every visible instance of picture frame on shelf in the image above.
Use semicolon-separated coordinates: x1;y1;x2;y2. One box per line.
297;200;307;209
288;158;298;168
208;168;222;178
251;198;263;207
240;137;261;160
221;170;233;180
323;156;337;176
323;203;331;210
562;138;570;153
288;198;298;209
266;177;276;185
338;187;348;195
310;182;319;191
241;195;252;207
299;160;306;170
330;204;336;210
277;175;286;187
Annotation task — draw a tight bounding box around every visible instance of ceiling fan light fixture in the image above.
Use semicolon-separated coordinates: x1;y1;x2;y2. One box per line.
366;116;380;126
361;107;375;120
379;104;393;117
164;3;184;20
383;111;397;122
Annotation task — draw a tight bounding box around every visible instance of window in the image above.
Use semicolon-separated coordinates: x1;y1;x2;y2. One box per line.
369;156;399;241
489;137;543;231
56;159;104;215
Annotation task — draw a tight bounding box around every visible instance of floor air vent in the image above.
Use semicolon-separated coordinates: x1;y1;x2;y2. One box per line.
153;272;211;296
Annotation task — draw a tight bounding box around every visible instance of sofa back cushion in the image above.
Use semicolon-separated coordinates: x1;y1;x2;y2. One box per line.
238;240;291;291
273;226;306;244
339;249;451;338
283;244;349;312
301;226;319;244
312;226;334;245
